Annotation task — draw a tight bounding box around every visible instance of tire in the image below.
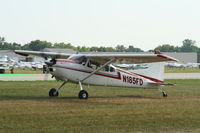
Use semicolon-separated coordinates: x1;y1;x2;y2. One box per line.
49;88;59;97
162;92;168;97
78;90;88;99
0;69;5;74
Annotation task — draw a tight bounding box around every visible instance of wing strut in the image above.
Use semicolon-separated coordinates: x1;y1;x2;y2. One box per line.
80;58;115;82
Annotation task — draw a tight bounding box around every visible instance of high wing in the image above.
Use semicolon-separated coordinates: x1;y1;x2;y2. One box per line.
14;50;71;59
84;52;178;64
14;50;178;64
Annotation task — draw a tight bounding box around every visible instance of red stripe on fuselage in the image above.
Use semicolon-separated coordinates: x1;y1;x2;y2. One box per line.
55;66;121;80
55;60;163;83
117;69;163;83
56;59;77;64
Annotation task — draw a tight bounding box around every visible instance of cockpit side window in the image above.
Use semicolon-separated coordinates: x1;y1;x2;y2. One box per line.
87;60;100;69
110;66;115;72
103;65;115;72
68;55;116;72
104;65;109;71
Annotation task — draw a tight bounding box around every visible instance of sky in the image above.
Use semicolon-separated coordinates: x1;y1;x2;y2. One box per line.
0;0;200;51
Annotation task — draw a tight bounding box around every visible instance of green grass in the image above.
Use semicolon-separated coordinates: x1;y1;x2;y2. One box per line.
0;74;36;77
5;68;42;74
165;67;200;73
0;79;200;133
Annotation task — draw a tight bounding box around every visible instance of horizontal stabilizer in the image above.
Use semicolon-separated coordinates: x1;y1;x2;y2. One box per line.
148;82;176;86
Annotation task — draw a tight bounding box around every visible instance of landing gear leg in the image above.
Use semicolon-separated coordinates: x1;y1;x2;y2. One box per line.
49;81;67;97
78;81;88;99
159;89;168;97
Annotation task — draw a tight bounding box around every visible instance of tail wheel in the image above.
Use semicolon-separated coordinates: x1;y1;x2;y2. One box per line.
78;90;88;99
49;88;59;97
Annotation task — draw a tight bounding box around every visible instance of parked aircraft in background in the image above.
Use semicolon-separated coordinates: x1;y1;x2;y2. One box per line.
114;63;149;70
166;62;200;68
15;50;178;99
14;61;45;70
0;55;15;73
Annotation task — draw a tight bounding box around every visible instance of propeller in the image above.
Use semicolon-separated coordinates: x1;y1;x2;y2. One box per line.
43;58;57;81
43;52;62;81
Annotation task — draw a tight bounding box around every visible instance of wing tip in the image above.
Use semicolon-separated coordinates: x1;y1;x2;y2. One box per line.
154;51;179;62
14;50;29;56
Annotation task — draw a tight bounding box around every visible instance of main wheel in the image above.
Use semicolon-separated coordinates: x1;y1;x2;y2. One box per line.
78;90;88;99
49;88;59;97
162;92;168;97
0;69;5;74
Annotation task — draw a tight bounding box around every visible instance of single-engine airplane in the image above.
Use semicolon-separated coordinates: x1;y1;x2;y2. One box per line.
14;50;178;99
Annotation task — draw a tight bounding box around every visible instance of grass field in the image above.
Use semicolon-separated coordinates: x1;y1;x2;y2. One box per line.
5;68;43;74
165;67;200;73
0;79;200;133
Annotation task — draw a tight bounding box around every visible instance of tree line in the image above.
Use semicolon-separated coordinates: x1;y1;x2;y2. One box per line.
154;39;199;53
0;37;143;52
0;36;199;53
153;39;200;62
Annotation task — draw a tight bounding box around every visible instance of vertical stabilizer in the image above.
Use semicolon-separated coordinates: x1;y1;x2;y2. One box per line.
129;62;165;82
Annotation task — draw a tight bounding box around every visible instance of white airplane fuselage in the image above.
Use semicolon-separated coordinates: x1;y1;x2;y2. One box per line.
14;50;176;98
50;59;163;89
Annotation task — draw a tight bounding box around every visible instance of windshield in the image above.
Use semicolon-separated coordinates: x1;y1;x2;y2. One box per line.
68;55;87;64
